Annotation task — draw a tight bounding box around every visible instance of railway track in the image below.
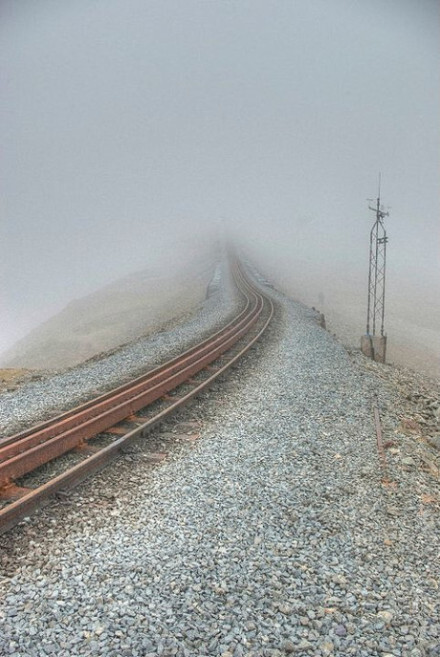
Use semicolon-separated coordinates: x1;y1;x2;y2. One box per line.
0;262;273;534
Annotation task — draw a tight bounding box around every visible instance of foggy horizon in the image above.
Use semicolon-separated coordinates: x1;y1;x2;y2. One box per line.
1;1;439;373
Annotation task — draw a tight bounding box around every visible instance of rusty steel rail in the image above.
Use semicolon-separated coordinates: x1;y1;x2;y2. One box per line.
0;262;274;533
373;396;391;485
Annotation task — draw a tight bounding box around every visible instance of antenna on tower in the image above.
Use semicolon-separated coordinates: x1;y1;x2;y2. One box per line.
361;174;389;363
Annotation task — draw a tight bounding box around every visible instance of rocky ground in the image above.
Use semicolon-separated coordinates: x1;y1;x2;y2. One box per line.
0;272;439;657
0;369;34;395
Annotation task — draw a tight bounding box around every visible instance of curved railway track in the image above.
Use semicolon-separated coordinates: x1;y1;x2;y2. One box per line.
0;262;274;534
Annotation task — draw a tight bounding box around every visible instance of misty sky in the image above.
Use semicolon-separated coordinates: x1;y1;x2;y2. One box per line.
1;0;439;356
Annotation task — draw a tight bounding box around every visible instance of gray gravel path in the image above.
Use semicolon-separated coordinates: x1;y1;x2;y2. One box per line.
0;259;240;436
0;276;439;657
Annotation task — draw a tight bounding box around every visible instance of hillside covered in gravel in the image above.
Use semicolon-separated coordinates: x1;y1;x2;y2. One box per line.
1;251;217;371
0;257;239;437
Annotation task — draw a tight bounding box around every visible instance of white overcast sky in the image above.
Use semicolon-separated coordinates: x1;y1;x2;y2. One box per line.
1;0;439;354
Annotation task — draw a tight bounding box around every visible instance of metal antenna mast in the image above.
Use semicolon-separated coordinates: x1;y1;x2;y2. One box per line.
366;174;389;339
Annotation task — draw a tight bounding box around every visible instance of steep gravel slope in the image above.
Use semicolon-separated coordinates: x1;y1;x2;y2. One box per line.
2;252;217;372
0;278;439;657
0;259;240;436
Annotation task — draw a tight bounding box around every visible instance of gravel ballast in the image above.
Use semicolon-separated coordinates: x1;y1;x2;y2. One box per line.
0;274;439;657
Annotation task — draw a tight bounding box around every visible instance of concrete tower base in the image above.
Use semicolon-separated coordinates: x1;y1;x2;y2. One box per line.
361;334;387;364
361;335;373;359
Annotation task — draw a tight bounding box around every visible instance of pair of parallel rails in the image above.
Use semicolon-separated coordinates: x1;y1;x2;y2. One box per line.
0;264;273;534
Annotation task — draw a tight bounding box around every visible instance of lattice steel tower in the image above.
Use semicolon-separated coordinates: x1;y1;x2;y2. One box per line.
366;178;389;338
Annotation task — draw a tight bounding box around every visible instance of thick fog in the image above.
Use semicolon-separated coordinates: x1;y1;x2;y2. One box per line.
1;1;439;373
